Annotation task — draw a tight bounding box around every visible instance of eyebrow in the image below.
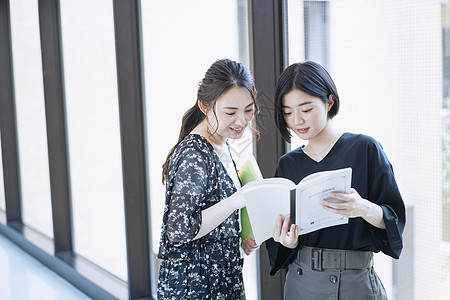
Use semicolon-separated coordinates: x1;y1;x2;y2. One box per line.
222;102;255;110
281;101;313;108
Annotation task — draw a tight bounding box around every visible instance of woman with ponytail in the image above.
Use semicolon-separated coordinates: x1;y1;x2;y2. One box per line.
157;59;259;299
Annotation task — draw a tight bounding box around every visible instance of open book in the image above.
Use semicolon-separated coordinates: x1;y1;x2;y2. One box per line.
242;167;352;245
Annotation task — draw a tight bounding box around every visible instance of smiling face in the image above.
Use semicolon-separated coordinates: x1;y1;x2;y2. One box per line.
282;89;333;140
206;86;255;143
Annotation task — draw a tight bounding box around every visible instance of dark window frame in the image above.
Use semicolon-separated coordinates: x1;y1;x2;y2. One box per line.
249;0;287;299
0;0;22;225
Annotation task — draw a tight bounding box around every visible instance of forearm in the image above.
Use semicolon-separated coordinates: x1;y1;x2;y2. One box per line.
326;190;387;229
193;192;243;240
362;200;386;229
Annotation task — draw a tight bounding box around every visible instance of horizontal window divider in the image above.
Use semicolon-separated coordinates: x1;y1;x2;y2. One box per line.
56;250;128;298
7;220;54;254
0;221;128;300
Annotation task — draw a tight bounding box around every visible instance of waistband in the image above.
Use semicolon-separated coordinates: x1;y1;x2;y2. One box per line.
296;245;374;271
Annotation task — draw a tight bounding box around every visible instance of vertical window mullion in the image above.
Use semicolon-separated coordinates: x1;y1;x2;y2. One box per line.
0;0;22;224
37;0;72;253
249;0;287;299
112;1;152;298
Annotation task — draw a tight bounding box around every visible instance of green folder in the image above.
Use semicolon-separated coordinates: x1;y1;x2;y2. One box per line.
238;155;263;240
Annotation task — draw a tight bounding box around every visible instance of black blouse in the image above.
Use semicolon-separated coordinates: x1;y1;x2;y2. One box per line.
266;132;406;275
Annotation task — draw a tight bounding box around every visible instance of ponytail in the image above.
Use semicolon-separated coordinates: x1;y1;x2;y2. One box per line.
162;103;205;184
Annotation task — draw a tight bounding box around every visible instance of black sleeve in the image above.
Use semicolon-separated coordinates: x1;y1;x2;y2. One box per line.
165;147;209;245
367;140;406;259
265;238;300;275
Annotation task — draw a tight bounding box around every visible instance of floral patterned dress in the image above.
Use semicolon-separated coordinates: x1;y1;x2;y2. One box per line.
157;134;245;299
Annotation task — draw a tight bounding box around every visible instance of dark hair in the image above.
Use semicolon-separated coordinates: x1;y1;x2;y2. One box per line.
274;61;340;143
162;59;258;183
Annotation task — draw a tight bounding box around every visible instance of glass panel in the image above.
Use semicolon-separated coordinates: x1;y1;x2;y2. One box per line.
442;4;450;298
304;1;329;69
60;0;127;281
141;0;256;298
9;0;53;237
286;0;305;65
442;4;450;243
286;1;444;299
0;132;5;213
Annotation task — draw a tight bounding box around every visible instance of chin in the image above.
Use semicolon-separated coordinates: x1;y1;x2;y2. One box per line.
228;134;242;140
228;132;244;139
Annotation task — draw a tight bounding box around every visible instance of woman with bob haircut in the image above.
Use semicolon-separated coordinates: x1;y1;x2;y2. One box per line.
267;61;405;299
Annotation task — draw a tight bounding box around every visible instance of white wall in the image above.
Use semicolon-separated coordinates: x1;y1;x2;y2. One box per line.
331;1;442;298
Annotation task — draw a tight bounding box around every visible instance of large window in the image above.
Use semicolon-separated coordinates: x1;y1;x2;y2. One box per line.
140;0;257;298
9;0;53;238
59;0;127;280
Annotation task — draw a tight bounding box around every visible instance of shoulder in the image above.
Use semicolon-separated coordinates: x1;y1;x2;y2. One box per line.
340;133;392;168
341;132;383;150
176;134;213;155
170;134;215;167
276;147;307;176
278;146;305;165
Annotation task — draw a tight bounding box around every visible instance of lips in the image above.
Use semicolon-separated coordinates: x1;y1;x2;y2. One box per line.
297;128;309;134
230;127;244;134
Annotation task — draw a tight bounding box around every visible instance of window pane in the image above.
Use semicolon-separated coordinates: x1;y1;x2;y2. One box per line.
141;0;256;298
304;1;329;69
286;1;443;299
442;3;450;244
442;5;450;299
9;0;53;238
60;0;127;281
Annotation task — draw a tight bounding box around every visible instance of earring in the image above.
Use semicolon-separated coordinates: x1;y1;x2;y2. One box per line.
198;100;208;115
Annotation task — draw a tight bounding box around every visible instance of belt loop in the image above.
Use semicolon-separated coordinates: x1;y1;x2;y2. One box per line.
311;248;323;271
367;252;374;268
341;250;346;270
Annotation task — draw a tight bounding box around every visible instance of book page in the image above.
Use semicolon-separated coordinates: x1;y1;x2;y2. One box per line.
294;168;351;235
243;181;292;245
299;169;338;185
242;177;293;189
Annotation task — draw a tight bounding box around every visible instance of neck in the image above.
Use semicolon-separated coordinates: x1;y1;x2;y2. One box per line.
305;122;342;154
191;119;225;147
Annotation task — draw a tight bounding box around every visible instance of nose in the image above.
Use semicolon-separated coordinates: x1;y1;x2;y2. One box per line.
236;111;248;126
293;111;304;125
